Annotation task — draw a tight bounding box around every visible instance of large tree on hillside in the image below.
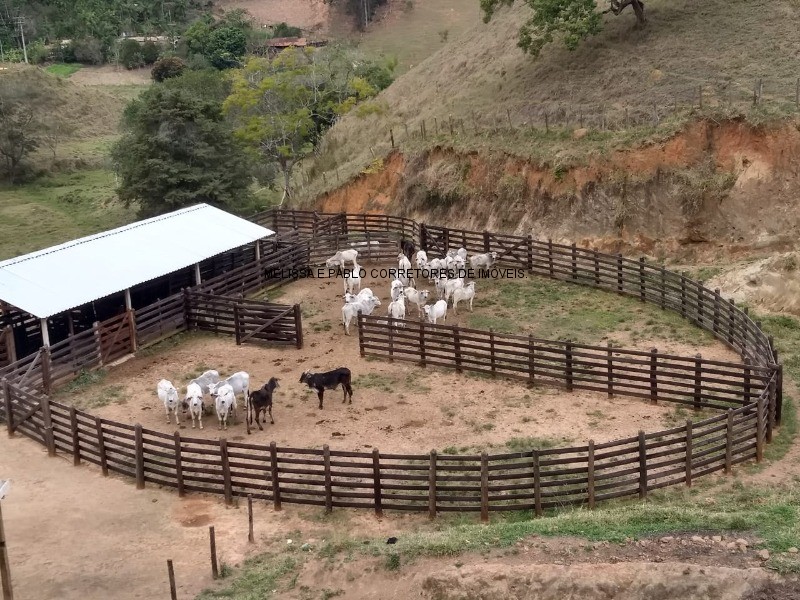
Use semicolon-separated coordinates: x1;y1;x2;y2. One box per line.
481;0;645;57
111;85;252;217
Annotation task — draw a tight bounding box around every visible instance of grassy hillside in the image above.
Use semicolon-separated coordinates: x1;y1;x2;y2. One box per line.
298;0;800;201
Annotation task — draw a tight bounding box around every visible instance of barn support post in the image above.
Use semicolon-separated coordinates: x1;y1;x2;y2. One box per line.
3;379;13;437
40;346;52;395
124;289;132;311
41;394;54;457
40;318;50;348
194;264;202;286
92;321;103;367
3;326;15;364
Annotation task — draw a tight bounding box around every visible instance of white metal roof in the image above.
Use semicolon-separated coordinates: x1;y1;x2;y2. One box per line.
0;204;274;319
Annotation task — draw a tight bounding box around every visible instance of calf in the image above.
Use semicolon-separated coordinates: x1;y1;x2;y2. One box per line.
214;383;236;430
423;299;448;325
452;281;476;314
299;368;354;409
185;382;205;429
326;249;359;270
157;379;180;425
247;377;280;432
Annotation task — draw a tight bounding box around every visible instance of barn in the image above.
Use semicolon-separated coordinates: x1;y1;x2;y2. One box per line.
0;204;274;362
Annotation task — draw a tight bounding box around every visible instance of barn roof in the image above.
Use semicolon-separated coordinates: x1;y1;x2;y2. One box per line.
0;204;274;319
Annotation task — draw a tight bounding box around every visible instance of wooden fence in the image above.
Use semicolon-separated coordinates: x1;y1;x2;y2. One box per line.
0;208;785;519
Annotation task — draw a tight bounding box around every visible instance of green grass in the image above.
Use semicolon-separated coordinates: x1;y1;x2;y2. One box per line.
0;169;137;259
197;554;299;599
56;371;128;409
352;372;402;392
45;63;82;78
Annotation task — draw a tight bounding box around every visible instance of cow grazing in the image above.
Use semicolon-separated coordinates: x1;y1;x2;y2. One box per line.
214;383;236;430
185;382;204;429
157;379;180;425
247;377;280;432
299;368;354;409
400;238;416;261
326;249;359;270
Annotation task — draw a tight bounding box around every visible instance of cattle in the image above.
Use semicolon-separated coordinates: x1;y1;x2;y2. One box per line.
388;291;406;325
434;273;449;300
444;277;465;303
399;238;416;261
470;251;498;270
300;368;354;409
326;249;359;270
452;281;476;314
397;253;414;286
214;383;236;430
342;295;381;335
404;287;430;317
209;371;250;423
457;247;468;261
187;369;220;416
343;268;361;295
415;250;428;269
423;299;448;325
157;379;180;425
185;382;205;429
247;377;280;433
390;278;404;302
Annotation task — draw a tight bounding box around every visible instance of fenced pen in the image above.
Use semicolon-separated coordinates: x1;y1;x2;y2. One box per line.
0;209;784;519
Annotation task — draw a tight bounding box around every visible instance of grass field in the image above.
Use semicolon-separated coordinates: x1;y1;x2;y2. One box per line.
45;63;83;78
0;170;137;260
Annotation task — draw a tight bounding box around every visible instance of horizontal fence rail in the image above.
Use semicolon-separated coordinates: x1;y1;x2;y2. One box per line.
0;208;785;519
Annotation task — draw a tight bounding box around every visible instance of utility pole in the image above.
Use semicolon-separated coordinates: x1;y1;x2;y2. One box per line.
13;17;26;64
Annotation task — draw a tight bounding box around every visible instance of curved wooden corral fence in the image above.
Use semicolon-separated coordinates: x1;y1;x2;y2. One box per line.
0;209;784;520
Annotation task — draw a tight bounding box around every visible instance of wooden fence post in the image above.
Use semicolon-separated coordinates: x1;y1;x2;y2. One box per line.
680;273;687;318
323;444;333;513
743;358;752;404
480;452;489;523
638;257;646;302
453;326;462;373
40;346;52;395
767;378;775;443
713;289;721;334
587;440;596;509
247;495;255;543
693;354;702;411
650;348;658;404
489;328;496;377
174;431;185;497
128;310;138;353
372;448;383;518
532;449;542;517
233;304;241;346
209;526;219;579
2;379;12;437
593;250;600;286
607;342;614;398
428;450;437;520
42;394;54;457
696;281;705;327
638;430;647;499
616;254;623;294
526;235;533;272
92;321;103;367
725;409;734;474
528;334;535;384
570;243;577;280
70;406;81;466
95;416;107;475
685;420;693;487
293;304;303;349
419;322;427;368
659;267;666;309
776;364;783;425
167;559;177;600
357;312;365;357
134;423;144;489
270;441;281;511
547;240;554;277
483;232;491;254
220;438;232;506
565;340;574;392
756;397;765;463
727;299;736;346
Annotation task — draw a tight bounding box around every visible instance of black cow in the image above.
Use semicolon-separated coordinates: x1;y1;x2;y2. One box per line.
399;238;416;261
299;368;353;409
247;377;280;433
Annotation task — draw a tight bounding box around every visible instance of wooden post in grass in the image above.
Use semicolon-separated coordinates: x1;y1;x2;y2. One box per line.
247;495;254;543
174;431;185;497
587;440;596;509
134;424;144;489
428;450;437;520
270;441;281;511
532;449;542;517
209;526;219;579
725;409;734;474
638;430;647;499
372;448;383;518
480;452;489;523
685;420;693;487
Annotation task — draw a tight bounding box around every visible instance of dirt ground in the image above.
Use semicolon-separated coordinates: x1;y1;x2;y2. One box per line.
66;269;740;454
214;0;331;32
69;65;153;86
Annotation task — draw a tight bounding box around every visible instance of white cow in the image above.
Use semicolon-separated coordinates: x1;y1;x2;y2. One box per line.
185;382;205;429
343;269;361;295
396;253;414;286
434;273;449;300
423;299;448;325
388;291;406;326
444;277;465;303
452;281;476;314
214;383;236;430
415;250;428;269
342;295;381;335
210;372;250;423
457;248;468;261
390;279;405;302
157;379;180;425
470;251;498;270
326;249;359;270
404;287;430;318
187;369;219;416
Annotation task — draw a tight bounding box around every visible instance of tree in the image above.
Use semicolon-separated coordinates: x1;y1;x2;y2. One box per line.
141;40;161;64
151;56;187;82
111;86;253;217
480;0;645;57
119;38;144;69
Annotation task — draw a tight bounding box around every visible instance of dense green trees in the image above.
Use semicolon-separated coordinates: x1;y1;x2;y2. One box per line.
481;0;645;57
111;80;253;217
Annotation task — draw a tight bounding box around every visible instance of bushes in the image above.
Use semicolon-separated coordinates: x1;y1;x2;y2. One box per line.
119;39;145;69
141;40;161;64
73;37;104;65
151;56;187;82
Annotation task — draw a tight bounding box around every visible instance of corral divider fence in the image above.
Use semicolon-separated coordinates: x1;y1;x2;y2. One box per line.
0;208;784;519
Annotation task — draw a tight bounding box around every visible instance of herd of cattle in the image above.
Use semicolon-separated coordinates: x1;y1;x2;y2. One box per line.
155;367;354;431
330;241;498;335
151;239;498;432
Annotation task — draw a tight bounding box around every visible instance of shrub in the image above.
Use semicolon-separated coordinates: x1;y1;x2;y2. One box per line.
73;37;104;65
271;22;302;38
119;39;144;70
151;56;187;82
27;41;50;64
141;40;161;65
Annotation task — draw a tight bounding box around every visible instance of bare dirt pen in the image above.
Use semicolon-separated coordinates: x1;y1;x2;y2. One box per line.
58;265;739;454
